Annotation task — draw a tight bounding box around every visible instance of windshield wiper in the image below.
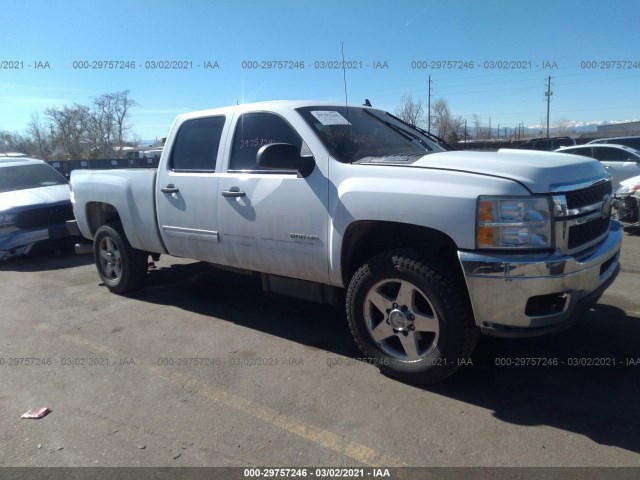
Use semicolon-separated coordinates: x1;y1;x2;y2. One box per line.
385;112;456;151
362;109;432;150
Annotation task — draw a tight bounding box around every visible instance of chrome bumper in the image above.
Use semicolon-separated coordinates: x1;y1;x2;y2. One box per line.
458;221;622;338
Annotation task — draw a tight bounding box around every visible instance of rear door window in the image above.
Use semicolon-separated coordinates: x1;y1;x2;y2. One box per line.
567;147;594;158
170;116;226;171
593;147;628;162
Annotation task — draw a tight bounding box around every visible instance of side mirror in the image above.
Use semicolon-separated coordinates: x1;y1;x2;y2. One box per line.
257;143;315;176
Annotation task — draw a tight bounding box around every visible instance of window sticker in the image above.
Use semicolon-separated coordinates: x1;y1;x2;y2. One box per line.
310;111;351;126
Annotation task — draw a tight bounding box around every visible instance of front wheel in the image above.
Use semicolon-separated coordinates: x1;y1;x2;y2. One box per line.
93;222;148;294
346;249;479;384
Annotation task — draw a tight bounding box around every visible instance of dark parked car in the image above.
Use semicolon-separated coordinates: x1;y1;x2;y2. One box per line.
0;158;74;260
516;136;576;151
555;144;640;186
586;136;640;150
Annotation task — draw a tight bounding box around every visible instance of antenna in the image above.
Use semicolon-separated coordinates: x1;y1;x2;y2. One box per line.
341;42;352;162
341;42;348;108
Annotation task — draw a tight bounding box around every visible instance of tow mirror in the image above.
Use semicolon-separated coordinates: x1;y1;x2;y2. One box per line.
257;143;315;176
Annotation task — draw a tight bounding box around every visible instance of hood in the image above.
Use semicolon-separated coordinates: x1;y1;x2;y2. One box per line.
620;175;640;188
411;149;608;193
0;184;71;211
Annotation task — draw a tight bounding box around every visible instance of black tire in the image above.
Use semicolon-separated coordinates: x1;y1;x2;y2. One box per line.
93;222;148;294
346;249;479;384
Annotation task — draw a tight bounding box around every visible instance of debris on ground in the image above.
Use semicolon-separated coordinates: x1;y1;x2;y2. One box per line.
20;408;51;419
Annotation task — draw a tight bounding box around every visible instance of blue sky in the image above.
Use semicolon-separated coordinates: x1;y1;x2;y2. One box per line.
2;0;639;141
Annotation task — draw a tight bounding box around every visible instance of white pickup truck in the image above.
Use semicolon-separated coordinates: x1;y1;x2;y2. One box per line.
68;100;622;383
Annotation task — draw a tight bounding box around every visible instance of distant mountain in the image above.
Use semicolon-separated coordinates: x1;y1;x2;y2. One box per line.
464;120;638;139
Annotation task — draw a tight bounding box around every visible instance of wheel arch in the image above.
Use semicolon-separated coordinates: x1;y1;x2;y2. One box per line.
340;221;462;287
85;202;121;237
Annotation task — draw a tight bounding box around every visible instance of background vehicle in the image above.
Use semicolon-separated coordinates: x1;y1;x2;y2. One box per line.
587;136;640;150
614;175;640;232
555;144;640;186
0;157;74;260
515;136;575;151
68;101;621;384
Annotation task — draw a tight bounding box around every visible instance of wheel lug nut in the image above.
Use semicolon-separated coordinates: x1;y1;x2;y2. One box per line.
392;303;398;308
409;325;415;331
402;331;409;337
386;309;391;314
409;314;415;320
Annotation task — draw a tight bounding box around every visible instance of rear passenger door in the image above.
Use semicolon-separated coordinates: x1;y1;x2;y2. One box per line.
156;115;229;264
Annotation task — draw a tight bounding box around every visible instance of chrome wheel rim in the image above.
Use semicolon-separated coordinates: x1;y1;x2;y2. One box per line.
363;278;440;361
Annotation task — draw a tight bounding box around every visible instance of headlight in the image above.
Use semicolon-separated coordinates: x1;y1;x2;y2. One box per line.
476;196;552;249
0;211;16;227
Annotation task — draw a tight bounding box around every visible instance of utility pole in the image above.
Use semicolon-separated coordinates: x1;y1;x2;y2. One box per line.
464;119;467;142
427;75;432;133
545;76;553;138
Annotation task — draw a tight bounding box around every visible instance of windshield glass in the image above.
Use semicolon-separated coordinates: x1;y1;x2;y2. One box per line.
0;163;68;193
296;106;444;163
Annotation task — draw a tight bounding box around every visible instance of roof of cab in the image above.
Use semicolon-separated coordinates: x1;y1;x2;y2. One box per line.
0;157;46;168
176;100;369;121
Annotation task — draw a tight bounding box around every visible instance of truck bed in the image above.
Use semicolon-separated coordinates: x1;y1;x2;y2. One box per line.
70;168;166;254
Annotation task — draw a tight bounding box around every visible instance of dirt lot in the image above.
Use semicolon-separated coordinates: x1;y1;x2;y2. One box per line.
1;233;639;469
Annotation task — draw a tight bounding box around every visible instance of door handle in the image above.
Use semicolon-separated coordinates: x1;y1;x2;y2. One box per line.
161;185;179;194
222;187;246;197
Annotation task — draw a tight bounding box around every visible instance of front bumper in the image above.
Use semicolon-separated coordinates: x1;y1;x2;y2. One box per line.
0;222;71;260
458;221;622;338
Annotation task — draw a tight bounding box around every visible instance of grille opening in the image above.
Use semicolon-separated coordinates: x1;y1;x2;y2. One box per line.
599;255;616;276
568;217;610;250
14;203;73;229
565;181;612;209
525;292;569;316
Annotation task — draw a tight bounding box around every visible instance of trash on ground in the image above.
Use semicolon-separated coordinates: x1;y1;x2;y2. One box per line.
20;407;51;419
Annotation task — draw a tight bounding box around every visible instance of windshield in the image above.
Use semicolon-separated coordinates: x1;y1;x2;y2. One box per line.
296;106;445;163
0;163;68;193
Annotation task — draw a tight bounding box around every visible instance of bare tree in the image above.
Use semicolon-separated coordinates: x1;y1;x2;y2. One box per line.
46;104;92;159
0;130;33;154
395;94;426;128
112;90;139;152
432;98;464;143
27;113;52;159
90;90;140;157
45;90;140;159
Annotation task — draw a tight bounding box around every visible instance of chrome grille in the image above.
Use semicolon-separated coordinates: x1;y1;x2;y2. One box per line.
553;180;612;254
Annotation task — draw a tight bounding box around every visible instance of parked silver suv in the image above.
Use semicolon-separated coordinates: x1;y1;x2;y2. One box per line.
555;144;640;186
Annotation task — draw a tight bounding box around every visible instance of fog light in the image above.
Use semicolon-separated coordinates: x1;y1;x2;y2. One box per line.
525;292;569;316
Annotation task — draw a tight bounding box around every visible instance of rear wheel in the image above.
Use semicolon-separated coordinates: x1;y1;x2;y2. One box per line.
346;249;479;384
94;222;148;294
